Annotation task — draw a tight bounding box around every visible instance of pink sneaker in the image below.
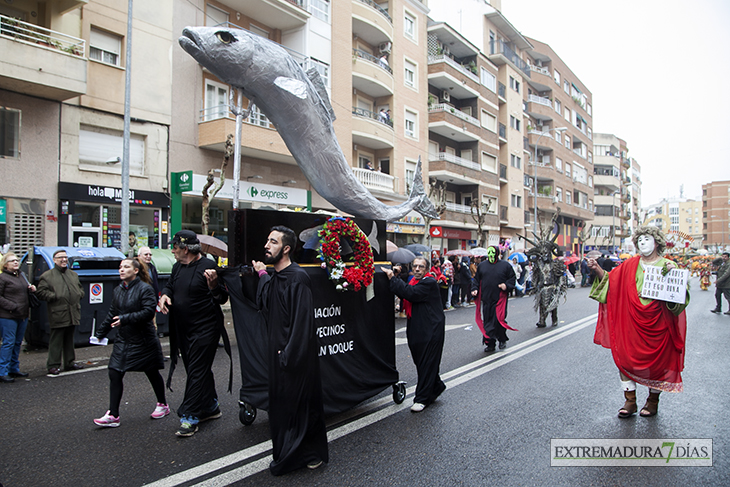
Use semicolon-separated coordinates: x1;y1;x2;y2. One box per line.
94;411;120;427
151;403;170;419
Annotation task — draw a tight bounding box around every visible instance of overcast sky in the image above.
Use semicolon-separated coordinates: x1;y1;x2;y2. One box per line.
497;0;730;205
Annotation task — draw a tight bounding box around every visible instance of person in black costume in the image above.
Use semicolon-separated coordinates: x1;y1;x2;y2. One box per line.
471;246;516;351
93;258;168;427
159;230;230;437
383;256;446;413
253;226;328;475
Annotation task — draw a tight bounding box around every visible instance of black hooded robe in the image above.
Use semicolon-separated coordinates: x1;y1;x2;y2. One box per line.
162;256;228;419
257;263;328;475
389;276;446;406
472;260;516;347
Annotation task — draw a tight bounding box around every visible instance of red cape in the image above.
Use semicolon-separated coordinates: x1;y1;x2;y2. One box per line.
594;256;687;392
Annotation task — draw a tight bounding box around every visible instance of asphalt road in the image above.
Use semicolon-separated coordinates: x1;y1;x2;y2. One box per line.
1;278;727;486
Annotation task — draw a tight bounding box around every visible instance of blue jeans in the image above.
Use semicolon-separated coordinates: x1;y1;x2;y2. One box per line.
0;318;28;376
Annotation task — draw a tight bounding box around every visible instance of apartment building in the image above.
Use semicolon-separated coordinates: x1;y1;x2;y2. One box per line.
172;0;431;243
425;21;501;251
644;197;703;251
588;133;630;252
702;180;730;252
1;0;172;253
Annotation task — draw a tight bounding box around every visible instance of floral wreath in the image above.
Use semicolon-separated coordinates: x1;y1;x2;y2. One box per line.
318;217;374;292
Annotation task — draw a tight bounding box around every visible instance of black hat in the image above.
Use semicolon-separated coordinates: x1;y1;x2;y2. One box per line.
171;230;199;246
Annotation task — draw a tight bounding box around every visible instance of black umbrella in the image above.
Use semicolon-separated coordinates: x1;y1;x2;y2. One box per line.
387;248;417;264
403;244;430;255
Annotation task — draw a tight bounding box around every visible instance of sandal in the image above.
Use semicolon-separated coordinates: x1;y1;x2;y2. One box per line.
618;390;637;418
640;392;660;417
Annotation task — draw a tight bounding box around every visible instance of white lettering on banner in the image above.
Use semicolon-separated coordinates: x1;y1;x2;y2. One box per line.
314;305;341;319
316;324;346;338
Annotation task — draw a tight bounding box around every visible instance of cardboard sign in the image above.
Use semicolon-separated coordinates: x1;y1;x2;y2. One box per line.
640;266;688;304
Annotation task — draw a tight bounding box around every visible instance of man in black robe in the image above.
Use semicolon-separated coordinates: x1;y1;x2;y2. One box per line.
253;226;328;475
159;230;229;437
471;246;516;352
383;257;446;413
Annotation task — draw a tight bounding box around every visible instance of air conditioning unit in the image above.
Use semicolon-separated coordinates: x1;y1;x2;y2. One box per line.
441;90;450;102
379;42;392;54
553;196;559;203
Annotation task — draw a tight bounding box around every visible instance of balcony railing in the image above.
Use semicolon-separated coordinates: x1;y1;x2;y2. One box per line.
353;167;395;192
498;82;506;99
445;202;472;214
352;106;394;128
427;54;479;83
199;105;275;130
500;205;508;222
528;129;552;138
499;163;507;180
429;104;480;127
529;64;550;76
0;14;85;57
353;48;393;75
498;123;506;139
527;94;552;108
489;39;530;78
355;0;392;23
431;152;481;171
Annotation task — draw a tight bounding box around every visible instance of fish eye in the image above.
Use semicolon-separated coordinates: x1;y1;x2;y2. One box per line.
216;31;235;44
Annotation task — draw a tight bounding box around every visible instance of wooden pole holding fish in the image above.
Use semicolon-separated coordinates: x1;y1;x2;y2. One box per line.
229;89;244;209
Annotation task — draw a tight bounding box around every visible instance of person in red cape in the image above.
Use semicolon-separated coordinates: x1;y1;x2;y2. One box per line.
384;256;446;413
471;246;517;352
588;226;689;418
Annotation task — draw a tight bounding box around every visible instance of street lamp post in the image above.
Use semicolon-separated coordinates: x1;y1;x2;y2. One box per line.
533;126;567;235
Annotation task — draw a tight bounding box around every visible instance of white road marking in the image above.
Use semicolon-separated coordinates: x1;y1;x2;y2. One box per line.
143;313;597;487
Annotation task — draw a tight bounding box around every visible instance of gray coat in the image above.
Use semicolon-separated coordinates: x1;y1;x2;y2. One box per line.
35;265;84;329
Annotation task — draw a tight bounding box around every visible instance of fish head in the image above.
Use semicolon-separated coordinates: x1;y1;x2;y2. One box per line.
179;26;256;89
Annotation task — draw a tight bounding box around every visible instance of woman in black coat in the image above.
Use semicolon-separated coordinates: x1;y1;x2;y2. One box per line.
93;258;168;427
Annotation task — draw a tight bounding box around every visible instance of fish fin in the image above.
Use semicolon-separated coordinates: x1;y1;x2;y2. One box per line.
410;156;440;219
367;222;380;254
307;67;336;122
274;76;307;99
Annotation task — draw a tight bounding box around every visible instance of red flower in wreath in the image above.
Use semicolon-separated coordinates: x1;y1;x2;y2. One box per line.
318;217;375;292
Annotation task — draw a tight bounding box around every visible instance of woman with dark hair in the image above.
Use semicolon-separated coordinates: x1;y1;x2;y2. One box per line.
0;252;35;383
93;258;169;427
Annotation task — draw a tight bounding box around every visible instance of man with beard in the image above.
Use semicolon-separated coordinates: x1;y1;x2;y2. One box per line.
252;226;328;475
471;246;517;351
383;257;446;412
159;230;230;437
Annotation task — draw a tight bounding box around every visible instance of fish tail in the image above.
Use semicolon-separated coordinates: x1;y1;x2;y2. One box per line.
410;156;440;219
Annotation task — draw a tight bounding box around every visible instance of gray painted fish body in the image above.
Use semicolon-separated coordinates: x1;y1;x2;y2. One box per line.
179;26;438;221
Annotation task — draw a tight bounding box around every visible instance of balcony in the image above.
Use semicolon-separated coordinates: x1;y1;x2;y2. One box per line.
444;202;473;214
488;39;531;78
222;0;310;31
428;54;479;84
499;163;507;183
352;48;394;97
428;104;480;143
498;123;507;142
429;152;481;172
498;82;506;103
352;107;395;150
0;14;87;100
353;167;396;193
352;0;393;46
621;158;631;169
500;205;508;224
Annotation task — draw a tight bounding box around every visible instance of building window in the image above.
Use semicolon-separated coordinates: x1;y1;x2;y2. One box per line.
565;163;571;178
404;11;416;40
511;194;522;208
555;130;562;144
404;59;416;88
481;67;496;92
79;126;145;176
588;152;593;164
510;154;521;169
204;79;229;121
564;134;570;148
563;79;570;94
0;107;20;159
564;107;571;121
481;152;497;172
566;191;572;205
482;195;497;214
481;110;497;132
509;76;520;93
555;157;563;172
404;109;417;138
554;99;561;114
510;115;520;131
310;0;330;22
556;187;563;202
554;69;560;85
586;103;592;116
205;4;229;26
405;159;417;193
90;27;122;66
308;58;330;87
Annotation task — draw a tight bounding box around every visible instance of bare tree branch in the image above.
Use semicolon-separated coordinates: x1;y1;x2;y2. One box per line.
201;133;233;236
